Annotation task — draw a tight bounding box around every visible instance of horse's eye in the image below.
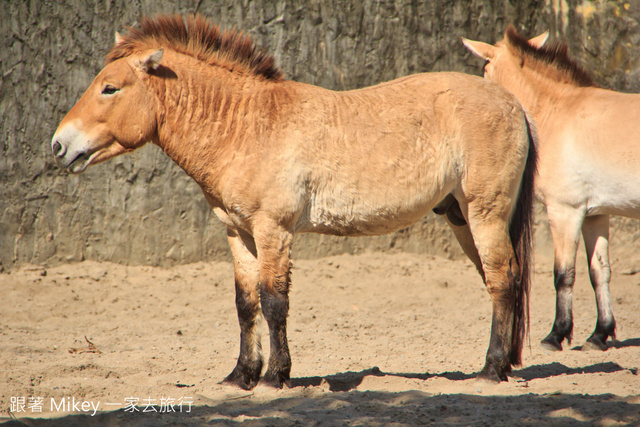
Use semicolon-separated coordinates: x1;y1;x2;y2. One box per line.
101;85;119;95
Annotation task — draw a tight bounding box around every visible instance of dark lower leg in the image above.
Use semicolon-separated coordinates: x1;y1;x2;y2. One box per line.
584;266;616;350
479;305;513;382
478;269;519;383
583;215;615;351
223;279;263;389
260;285;291;387
541;266;575;351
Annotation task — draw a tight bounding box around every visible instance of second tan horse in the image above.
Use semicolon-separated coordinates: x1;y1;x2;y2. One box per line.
464;26;640;351
52;15;536;387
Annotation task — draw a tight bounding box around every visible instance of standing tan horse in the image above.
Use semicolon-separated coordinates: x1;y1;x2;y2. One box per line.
52;15;536;387
463;26;640;351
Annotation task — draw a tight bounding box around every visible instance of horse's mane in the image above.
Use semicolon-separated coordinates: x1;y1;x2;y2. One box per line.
107;14;283;81
504;25;597;88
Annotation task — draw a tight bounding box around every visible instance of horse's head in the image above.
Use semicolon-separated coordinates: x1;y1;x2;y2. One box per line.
461;27;549;84
51;48;163;173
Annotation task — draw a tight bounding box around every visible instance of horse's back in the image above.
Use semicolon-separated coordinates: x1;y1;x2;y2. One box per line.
286;72;531;236
289;71;529;160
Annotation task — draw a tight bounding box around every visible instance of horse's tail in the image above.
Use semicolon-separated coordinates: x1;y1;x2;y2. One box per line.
508;113;538;366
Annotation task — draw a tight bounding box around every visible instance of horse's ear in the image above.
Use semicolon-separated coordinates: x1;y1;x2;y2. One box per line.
137;48;164;72
528;30;549;48
115;31;124;45
461;37;496;61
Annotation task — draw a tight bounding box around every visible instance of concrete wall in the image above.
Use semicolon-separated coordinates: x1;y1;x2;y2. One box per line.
2;0;640;270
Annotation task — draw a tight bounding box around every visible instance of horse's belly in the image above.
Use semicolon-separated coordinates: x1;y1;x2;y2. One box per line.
543;131;640;218
295;194;438;237
586;185;640;217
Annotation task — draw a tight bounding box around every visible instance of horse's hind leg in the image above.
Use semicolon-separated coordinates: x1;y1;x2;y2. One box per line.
581;215;615;351
541;205;584;351
467;206;522;382
222;228;263;390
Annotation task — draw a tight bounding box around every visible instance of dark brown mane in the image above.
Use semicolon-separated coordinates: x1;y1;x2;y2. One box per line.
107;14;283;81
505;25;596;88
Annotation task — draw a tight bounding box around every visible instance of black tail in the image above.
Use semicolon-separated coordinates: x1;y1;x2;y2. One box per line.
508;114;538;366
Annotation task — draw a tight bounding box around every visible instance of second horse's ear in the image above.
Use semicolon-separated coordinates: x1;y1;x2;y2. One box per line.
115;31;124;45
461;37;496;61
529;30;550;48
137;49;164;72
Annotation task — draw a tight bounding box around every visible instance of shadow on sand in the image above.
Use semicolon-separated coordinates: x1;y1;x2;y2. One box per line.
610;337;640;349
3;389;638;426
570;337;640;351
293;360;636;392
4;362;638;426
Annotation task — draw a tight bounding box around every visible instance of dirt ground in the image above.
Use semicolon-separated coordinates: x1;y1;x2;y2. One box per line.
1;248;639;425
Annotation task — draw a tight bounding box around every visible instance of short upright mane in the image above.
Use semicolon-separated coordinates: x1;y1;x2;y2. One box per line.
505;25;596;88
107;14;283;81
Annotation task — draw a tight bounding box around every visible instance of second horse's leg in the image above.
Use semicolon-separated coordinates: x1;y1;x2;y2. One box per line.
541;205;585;351
582;214;615;351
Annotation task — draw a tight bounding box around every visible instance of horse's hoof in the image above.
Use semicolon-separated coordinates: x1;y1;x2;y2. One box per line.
221;370;259;390
477;365;508;383
540;335;563;351
582;338;608;351
260;371;291;389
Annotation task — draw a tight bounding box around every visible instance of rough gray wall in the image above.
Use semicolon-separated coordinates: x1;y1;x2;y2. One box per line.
2;0;640;270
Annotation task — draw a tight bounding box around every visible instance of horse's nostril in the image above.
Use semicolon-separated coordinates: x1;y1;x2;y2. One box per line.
52;141;62;157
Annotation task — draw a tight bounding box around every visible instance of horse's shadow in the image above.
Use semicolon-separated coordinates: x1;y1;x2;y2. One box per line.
292;367;387;391
608;337;640;349
291;357;638;392
569;337;640;351
515;361;634;382
292;368;478;392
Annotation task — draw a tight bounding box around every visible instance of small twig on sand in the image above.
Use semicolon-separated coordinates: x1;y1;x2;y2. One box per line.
225;393;254;401
68;336;102;354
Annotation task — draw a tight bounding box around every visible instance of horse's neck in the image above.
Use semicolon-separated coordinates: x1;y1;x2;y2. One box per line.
150;61;269;197
498;67;580;135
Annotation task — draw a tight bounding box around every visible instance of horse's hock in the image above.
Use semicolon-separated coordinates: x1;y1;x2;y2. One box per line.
3;1;640;270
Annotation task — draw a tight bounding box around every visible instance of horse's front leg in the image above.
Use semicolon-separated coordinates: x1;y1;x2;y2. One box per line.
582;214;615;350
541;205;584;351
254;220;294;388
223;228;263;390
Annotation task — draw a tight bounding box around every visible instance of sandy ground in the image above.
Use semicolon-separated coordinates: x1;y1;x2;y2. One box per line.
1;249;639;426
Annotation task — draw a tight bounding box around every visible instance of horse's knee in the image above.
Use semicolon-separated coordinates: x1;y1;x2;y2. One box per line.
588;250;611;288
235;276;260;310
260;282;289;322
482;254;516;289
554;263;576;290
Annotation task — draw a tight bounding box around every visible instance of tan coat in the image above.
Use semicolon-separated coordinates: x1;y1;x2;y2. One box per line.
52;14;536;387
463;25;640;351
